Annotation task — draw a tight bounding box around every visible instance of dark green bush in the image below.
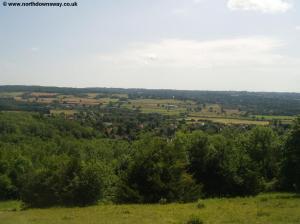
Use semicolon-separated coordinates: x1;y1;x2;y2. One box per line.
178;131;262;197
116;136;202;203
21;158;105;207
0;175;17;200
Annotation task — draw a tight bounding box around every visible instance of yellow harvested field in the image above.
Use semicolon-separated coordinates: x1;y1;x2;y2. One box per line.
30;92;57;97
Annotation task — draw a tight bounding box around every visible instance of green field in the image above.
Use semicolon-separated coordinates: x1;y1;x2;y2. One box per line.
0;92;23;97
253;115;296;121
50;109;77;116
187;117;269;126
120;100;273;125
0;193;299;224
121;99;190;116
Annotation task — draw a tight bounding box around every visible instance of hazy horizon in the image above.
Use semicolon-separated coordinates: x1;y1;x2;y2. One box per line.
2;84;300;94
1;0;299;92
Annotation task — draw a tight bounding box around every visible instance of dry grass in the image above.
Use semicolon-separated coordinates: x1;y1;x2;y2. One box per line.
30;92;57;97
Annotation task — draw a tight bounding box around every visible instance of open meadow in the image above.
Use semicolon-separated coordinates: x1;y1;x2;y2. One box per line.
0;193;299;224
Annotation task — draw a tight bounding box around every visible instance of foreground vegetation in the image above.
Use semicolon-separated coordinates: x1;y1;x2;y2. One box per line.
0;193;299;224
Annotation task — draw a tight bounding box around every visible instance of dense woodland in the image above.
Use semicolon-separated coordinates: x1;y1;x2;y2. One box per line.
0;111;299;207
0;86;299;208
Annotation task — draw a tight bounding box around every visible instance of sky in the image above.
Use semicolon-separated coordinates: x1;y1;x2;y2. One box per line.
0;0;299;92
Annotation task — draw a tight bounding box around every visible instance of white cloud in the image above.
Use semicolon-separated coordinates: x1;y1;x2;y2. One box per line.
5;37;299;92
89;37;300;91
296;26;300;31
227;0;292;13
97;37;291;69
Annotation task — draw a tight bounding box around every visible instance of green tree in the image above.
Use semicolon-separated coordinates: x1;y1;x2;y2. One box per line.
117;135;201;203
181;131;262;197
246;127;282;182
21;156;105;207
281;118;300;192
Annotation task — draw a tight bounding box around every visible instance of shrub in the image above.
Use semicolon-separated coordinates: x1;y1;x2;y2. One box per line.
185;216;204;224
159;198;167;205
0;175;17;200
182;131;262;197
116;136;202;203
196;199;205;209
21;158;105;207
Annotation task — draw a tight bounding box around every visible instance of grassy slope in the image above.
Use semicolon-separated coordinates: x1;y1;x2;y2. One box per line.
0;193;299;224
